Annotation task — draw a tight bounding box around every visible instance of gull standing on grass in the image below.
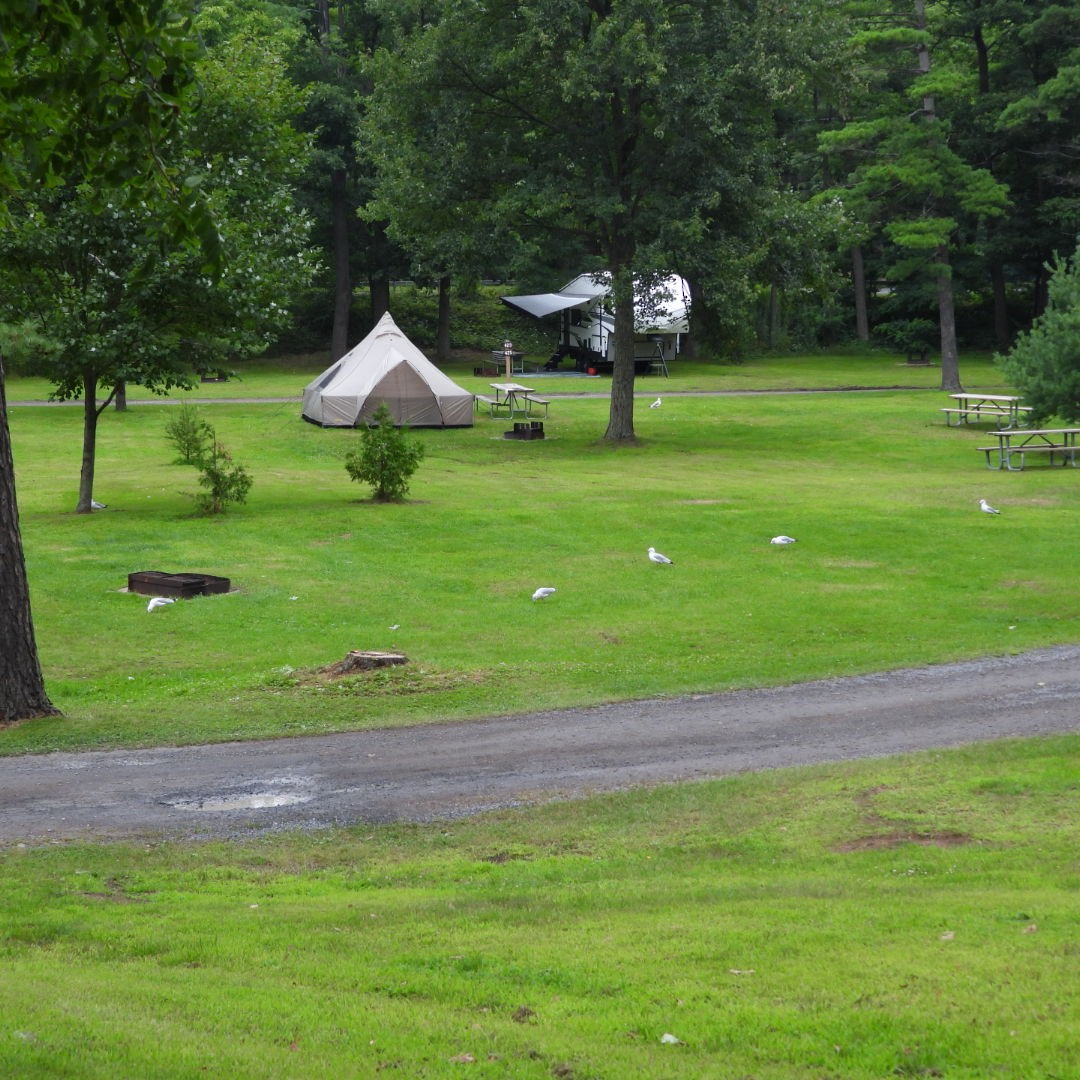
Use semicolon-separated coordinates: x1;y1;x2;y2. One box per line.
531;587;557;601
648;547;674;565
650;397;662;409
770;535;797;545
147;597;175;612
979;498;1001;515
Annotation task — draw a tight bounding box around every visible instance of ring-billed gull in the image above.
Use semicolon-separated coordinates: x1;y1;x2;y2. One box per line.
531;587;557;601
649;397;662;409
648;546;673;565
979;498;1000;515
770;535;797;545
147;597;175;612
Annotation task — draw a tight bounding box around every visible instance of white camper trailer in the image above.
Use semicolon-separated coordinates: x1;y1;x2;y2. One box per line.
501;273;689;373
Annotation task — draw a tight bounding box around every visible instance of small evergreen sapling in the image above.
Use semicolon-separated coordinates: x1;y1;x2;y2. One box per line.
164;404;214;464
344;403;424;501
164;410;253;514
193;436;254;515
996;249;1080;423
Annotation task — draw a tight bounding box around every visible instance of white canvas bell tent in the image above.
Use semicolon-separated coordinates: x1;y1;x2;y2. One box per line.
301;312;473;428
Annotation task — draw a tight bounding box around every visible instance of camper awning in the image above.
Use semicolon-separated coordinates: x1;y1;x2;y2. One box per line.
500;292;594;319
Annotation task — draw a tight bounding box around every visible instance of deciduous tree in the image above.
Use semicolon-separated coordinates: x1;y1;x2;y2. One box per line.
0;0;206;724
0;29;318;514
362;0;816;439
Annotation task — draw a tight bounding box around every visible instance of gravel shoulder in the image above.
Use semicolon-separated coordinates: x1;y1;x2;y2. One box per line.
2;645;1077;845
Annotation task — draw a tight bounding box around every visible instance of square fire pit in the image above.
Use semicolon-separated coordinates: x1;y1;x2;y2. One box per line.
128;571;231;599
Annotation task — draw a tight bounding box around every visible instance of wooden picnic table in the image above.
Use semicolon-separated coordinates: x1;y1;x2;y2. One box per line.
978;427;1080;471
490;384;540;416
943;393;1031;428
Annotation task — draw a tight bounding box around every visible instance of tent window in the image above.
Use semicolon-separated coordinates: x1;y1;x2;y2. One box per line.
316;363;341;390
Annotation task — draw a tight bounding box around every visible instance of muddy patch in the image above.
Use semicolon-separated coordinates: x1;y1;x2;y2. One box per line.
834;784;974;852
834;831;972;852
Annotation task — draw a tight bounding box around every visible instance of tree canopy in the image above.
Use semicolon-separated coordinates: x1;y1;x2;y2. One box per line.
0;0;211;723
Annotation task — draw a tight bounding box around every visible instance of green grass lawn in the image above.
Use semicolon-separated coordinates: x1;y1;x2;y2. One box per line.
3;350;1077;1079
1;736;1076;1078
3;352;1078;754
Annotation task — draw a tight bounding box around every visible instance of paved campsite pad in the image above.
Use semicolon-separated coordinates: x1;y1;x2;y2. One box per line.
1;645;1077;845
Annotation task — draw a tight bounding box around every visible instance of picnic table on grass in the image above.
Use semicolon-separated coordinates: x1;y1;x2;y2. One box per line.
978;428;1080;470
942;393;1031;428
474;382;549;419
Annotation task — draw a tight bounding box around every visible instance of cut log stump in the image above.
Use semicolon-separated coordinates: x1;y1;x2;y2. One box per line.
321;650;408;679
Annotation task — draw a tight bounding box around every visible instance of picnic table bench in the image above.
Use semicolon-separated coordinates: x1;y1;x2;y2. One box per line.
978;427;1080;470
474;393;512;418
524;395;549;418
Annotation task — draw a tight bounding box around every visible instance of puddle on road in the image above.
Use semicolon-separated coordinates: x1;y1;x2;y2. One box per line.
176;792;312;812
163;778;315;813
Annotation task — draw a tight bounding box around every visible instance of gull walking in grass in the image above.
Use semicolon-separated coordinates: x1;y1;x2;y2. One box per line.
531;587;557;601
649;397;662;409
648;546;674;565
770;535;797;545
979;498;1001;515
147;597;175;612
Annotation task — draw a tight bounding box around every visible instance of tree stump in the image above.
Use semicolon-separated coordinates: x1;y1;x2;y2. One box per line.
320;650;408;679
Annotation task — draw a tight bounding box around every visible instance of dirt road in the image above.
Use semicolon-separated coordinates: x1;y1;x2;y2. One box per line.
2;645;1077;845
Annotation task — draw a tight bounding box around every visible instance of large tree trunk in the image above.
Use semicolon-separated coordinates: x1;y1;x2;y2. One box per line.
0;359;60;723
851;245;870;341
330;167;351;361
915;2;962;393
973;25;1010;352
437;274;451;363
370;273;390;323
990;258;1010;351
936;247;962;391
76;372;101;513
680;276;701;359
766;283;780;349
603;265;637;442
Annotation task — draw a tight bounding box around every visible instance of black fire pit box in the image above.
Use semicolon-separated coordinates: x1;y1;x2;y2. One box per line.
128;571;231;599
503;421;545;441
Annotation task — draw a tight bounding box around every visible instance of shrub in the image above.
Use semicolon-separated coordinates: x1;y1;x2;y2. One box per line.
192;437;254;515
344;403;424;502
164;404;214;465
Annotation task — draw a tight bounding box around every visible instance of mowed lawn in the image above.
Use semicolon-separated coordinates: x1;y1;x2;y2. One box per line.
3;351;1079;753
2;354;1077;1079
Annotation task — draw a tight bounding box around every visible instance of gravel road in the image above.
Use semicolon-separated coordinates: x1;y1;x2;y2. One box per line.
2;645;1077;845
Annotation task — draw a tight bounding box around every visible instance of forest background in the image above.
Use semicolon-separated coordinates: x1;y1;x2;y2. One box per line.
2;0;1076;394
